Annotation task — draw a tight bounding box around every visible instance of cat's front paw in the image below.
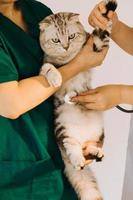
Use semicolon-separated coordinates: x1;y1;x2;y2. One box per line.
70;151;85;170
64;142;85;170
93;28;110;52
40;63;62;87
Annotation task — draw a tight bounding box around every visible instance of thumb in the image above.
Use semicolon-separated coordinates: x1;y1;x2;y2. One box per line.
107;11;114;19
86;35;94;50
99;45;109;57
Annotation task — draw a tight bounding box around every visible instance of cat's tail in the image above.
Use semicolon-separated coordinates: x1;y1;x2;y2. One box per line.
64;161;103;200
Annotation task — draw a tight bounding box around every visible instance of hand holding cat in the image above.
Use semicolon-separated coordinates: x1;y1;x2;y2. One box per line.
88;0;119;35
74;36;109;70
72;85;122;111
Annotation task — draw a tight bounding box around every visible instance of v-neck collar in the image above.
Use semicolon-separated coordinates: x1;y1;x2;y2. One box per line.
17;0;40;39
16;0;39;38
17;0;38;24
0;0;40;40
0;0;43;64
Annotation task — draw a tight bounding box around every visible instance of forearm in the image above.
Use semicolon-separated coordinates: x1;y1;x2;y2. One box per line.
111;21;133;55
2;58;88;119
16;61;82;114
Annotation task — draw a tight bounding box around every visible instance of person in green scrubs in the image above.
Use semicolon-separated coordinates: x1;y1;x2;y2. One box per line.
0;0;108;199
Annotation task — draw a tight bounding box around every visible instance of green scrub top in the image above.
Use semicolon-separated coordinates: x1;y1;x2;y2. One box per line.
0;0;77;199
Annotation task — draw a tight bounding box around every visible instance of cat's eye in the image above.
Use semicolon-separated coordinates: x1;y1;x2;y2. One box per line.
52;38;60;43
69;33;76;40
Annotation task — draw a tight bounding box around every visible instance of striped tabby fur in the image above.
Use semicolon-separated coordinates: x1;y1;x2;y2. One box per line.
39;0;117;199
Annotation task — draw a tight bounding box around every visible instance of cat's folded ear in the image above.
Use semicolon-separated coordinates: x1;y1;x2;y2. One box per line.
39;17;51;31
68;13;80;23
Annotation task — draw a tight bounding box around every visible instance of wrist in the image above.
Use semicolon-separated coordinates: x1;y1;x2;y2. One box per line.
120;85;133;104
111;20;121;38
72;45;96;71
59;58;85;83
111;85;123;105
71;55;88;72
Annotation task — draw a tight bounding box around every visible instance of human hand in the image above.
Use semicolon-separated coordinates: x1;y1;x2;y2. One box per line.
88;1;119;34
72;85;122;111
74;36;109;71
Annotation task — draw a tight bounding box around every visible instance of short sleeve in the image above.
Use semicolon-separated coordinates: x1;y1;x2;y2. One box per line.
0;47;19;83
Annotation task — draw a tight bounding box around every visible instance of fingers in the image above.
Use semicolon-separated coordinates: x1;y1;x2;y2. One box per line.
98;1;106;13
84;103;98;110
95;45;109;66
88;1;110;30
90;15;107;30
71;95;101;111
78;89;97;96
96;46;109;65
99;45;109;57
71;93;96;103
86;35;94;48
108;11;114;19
93;4;108;24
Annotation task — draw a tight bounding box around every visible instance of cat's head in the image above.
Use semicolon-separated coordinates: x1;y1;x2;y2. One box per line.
39;12;87;64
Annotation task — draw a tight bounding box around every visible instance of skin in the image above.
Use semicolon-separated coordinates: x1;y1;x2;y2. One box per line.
72;1;133;111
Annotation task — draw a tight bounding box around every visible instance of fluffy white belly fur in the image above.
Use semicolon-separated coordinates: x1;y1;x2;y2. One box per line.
56;103;103;143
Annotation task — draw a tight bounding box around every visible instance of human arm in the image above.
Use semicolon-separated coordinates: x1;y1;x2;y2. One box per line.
111;20;133;55
88;1;133;55
0;38;108;119
72;84;133;111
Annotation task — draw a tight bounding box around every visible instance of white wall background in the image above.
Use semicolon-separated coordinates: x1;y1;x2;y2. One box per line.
39;1;133;199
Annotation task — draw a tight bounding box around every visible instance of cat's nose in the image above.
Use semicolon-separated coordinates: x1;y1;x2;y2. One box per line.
63;45;69;51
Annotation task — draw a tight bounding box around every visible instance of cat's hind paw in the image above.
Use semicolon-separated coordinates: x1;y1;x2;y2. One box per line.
80;188;103;200
81;192;103;200
40;63;62;87
85;145;104;162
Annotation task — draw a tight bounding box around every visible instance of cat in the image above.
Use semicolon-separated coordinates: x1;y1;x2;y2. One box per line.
39;0;117;199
